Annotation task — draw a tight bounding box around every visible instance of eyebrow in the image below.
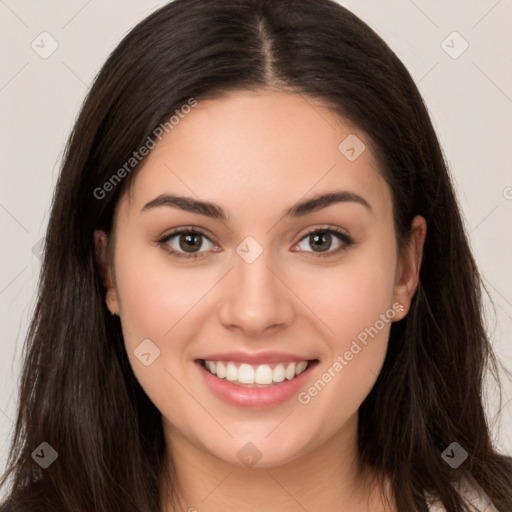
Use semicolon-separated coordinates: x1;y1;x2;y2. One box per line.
141;190;373;220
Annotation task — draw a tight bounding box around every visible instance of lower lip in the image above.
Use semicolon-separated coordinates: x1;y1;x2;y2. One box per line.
196;360;319;408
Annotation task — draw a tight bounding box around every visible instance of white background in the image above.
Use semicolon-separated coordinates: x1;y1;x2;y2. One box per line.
1;0;511;481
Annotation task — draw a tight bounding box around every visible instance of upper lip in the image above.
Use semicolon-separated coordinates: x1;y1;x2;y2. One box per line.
197;351;316;365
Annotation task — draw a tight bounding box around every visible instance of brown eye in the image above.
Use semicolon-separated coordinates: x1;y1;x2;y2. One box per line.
178;232;204;252
158;228;217;258
293;227;354;257
308;231;332;252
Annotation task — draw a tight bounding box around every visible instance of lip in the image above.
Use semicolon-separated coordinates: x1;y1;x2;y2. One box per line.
195;358;319;409
198;351;312;365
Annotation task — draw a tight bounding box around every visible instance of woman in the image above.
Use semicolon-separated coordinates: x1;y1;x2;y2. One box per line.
1;0;511;510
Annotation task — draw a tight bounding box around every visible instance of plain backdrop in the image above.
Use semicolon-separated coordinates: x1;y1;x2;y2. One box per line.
1;0;511;484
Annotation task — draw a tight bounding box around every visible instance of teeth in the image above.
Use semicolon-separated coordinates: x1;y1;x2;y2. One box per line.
296;361;308;374
254;364;273;384
205;360;216;374
226;362;238;381
273;363;285;383
285;363;296;380
239;363;256;384
216;361;226;379
203;360;310;385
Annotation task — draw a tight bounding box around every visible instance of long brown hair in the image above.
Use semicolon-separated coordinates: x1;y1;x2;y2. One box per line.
1;1;511;510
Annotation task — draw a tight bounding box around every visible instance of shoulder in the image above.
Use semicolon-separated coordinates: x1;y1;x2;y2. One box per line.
425;477;499;512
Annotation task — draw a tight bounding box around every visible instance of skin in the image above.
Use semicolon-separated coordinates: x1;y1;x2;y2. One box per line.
95;90;426;512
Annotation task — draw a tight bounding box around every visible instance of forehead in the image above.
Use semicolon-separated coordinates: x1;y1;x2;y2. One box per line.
121;90;390;219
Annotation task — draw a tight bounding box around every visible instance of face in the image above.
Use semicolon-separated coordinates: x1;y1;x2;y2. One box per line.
95;90;425;469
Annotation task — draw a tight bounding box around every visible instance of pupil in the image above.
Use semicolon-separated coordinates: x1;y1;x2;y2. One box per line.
180;233;202;252
311;232;331;252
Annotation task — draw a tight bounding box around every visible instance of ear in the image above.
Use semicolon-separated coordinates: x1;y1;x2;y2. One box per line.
93;230;120;315
392;215;427;321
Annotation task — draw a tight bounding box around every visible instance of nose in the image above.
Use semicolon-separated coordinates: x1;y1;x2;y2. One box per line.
218;245;295;337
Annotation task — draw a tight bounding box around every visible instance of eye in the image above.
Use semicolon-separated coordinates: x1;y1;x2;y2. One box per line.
157;228;218;259
292;227;354;257
157;226;353;260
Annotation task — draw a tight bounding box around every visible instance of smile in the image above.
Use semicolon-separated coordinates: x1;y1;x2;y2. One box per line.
196;358;319;408
201;359;311;387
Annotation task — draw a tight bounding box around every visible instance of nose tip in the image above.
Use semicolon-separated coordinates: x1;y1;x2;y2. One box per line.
218;247;295;337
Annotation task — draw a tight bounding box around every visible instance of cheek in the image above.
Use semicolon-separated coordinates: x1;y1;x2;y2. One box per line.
112;234;214;420
296;236;397;342
291;235;397;407
112;232;225;400
113;233;212;341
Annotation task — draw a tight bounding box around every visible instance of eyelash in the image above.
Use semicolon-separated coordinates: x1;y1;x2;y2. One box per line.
156;226;354;260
